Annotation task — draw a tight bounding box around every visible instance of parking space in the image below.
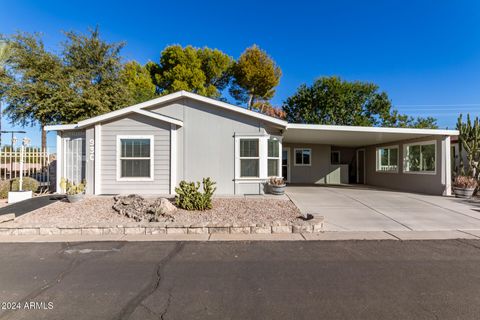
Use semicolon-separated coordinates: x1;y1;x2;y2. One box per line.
286;185;480;231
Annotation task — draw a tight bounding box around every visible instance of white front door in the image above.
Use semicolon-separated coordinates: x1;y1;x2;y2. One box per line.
282;147;290;182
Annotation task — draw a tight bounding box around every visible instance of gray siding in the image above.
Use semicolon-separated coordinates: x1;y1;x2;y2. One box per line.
100;113;171;195
365;136;445;195
150;98;283;195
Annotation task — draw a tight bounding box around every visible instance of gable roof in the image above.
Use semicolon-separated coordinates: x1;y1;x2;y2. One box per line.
44;91;288;131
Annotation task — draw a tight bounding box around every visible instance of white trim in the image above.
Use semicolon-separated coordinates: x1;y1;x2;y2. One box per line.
116;135;155;182
403;140;437;175
46;91;286;131
287;123;458;136
282;147;291;182
375;145;399;173
94;124;101;195
443;136;452;196
267;136;282;177
356;149;366;184
331;150;341;165
235;137;261;179
56;132;63;193
170;124;177;194
134;109;183;127
293;148;312;166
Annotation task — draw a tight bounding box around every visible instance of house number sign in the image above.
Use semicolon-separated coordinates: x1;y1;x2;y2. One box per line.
89;139;95;161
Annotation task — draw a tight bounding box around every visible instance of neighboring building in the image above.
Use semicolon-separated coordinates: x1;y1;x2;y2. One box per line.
45;91;458;196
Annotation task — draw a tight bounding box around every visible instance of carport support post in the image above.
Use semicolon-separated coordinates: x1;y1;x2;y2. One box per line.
443;135;452;196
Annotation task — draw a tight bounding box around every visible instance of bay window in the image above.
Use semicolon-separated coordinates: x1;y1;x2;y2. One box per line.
376;146;398;172
404;141;436;174
239;139;260;178
235;135;282;180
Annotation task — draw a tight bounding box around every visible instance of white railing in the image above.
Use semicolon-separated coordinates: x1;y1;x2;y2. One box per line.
0;148;52;189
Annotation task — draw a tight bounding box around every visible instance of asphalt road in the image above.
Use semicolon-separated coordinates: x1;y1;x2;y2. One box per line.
1;240;480;320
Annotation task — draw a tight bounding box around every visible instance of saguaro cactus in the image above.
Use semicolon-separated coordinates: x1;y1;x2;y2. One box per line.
457;114;480;179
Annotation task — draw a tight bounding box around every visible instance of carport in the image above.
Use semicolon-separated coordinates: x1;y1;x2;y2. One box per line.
282;124;458;196
286;185;480;231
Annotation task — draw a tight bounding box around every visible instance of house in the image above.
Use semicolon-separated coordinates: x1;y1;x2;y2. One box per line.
45;91;458;196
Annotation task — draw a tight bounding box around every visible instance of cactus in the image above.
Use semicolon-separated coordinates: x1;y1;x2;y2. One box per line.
60;178;86;195
175;177;216;210
457;114;480;180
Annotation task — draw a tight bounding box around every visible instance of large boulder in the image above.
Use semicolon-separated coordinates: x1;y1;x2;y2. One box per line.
113;195;176;222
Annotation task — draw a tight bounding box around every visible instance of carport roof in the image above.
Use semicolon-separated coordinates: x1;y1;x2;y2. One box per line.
284;124;458;147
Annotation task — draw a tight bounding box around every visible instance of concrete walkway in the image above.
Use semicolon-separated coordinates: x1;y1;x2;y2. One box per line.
286;185;480;231
2;229;480;242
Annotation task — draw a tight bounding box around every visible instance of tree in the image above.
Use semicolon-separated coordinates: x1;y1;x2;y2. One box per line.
230;45;281;108
1;28;133;151
148;45;233;98
283;76;438;128
457;114;480;179
120;61;156;104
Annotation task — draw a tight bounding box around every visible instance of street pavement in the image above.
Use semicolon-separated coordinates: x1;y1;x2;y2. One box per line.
1;240;480;319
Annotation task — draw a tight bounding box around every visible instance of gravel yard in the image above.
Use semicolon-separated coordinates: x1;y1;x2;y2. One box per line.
5;196;302;227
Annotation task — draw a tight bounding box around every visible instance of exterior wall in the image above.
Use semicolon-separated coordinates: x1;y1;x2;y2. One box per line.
150;98;283;195
365;135;446;195
331;146;357;183
99;113;171;195
282;143;348;184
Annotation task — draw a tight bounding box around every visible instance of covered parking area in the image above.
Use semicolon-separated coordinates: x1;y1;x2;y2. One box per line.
287;185;480;231
282;124;458;196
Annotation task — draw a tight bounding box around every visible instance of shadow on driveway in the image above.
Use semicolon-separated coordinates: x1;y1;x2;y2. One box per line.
0;195;64;217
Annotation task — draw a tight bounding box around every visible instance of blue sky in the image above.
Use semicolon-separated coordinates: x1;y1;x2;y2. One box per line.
1;0;480;149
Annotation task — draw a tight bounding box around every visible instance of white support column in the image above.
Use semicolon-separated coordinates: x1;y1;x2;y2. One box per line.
443;136;452;196
94;124;102;195
259;136;268;179
56;132;62;193
170;124;177;195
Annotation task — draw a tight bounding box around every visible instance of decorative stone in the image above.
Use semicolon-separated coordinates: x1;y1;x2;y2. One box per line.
60;228;82;235
313;223;323;232
0;228;17;235
82;228;103;235
292;225;313;233
17;228;39;235
0;213;15;223
230;227;251;234
272;225;292;233
187;227;208;234
39;227;61;235
124;227;146;235
208;227;230;234
167;227;188;234
112;195;176;222
146;227;167;235
103;227;124;235
252;226;271;234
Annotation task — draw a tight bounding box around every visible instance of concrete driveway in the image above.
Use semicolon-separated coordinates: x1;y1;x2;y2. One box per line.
286;185;480;231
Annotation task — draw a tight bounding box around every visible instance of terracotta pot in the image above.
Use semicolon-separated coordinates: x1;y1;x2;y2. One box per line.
453;187;476;199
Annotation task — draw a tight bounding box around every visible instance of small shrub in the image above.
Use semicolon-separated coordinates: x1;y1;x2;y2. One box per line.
175;177;217;210
453;175;478;189
268;177;285;186
0;180;10;199
11;177;40;193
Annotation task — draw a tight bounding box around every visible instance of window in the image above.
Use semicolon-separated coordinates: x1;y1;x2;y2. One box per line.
331;151;340;165
117;136;153;180
239;139;259;177
268;138;280;176
404;141;436;173
376;146;398;172
295;148;311;166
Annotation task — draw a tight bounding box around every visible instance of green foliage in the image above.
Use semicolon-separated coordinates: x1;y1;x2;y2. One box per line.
175;177;216;211
0;177;40;198
283;76;438;128
120;61;157;104
11;177;39;192
60;177;86;195
457;114;480;179
230;45;281;108
148;45;233;98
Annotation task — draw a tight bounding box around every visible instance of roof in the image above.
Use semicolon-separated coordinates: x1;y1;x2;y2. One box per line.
44;91;288;131
284;124;458;147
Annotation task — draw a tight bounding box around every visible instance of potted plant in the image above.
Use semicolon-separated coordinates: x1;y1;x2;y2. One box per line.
268;177;286;195
60;178;86;203
452;175;477;198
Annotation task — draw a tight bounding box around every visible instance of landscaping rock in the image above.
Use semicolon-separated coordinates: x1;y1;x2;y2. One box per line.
112;195;176;222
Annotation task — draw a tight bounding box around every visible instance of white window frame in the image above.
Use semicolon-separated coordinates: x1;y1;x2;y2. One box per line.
294;148;312;166
116;135;155;181
267;137;282;177
237;137;261;179
403;140;437;175
234;134;282;181
331;150;341;165
376;145;399;173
